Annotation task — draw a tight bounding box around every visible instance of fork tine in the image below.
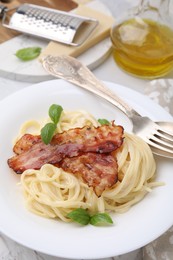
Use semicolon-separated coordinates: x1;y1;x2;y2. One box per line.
157;125;173;140
150;135;173;149
155;126;173;145
137;120;173;154
150;125;173;153
142;122;173;154
151;146;173;159
146;128;173;154
148;140;173;154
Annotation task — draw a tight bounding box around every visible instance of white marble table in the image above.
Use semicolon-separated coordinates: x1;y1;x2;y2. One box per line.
0;0;173;259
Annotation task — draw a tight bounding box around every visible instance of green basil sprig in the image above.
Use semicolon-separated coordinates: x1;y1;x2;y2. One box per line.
98;118;110;125
67;208;91;225
67;208;113;226
48;104;63;125
41;123;57;145
41;104;63;144
90;213;113;226
15;47;42;61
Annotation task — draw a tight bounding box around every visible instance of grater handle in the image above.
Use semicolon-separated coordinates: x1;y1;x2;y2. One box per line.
0;4;7;18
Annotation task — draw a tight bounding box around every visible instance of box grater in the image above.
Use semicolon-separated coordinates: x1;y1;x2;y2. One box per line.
1;3;99;46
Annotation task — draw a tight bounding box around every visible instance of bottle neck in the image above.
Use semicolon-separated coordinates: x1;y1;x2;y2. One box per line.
137;0;170;16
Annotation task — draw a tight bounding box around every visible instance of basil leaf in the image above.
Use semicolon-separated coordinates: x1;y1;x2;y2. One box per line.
15;47;41;61
98;119;110;125
90;213;113;226
49;104;63;125
41;122;56;145
67;208;90;225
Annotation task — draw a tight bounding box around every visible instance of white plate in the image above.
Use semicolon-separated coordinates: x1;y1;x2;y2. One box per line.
0;79;173;259
0;1;112;83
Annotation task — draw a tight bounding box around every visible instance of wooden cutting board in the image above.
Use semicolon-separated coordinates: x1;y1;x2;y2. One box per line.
0;0;79;43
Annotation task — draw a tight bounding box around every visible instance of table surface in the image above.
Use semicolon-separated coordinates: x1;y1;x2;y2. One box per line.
0;0;173;260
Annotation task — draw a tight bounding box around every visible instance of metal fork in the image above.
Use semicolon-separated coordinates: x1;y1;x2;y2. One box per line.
42;55;173;158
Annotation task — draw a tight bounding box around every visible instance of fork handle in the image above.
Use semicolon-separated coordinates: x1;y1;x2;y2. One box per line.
42;55;140;118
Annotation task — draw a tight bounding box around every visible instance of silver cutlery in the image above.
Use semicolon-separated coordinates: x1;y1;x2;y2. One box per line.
42;55;173;159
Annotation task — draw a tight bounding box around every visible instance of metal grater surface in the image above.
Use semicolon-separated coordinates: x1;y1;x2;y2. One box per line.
2;4;98;45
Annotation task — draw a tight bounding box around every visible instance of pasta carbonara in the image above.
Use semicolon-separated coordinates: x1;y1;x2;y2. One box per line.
18;109;158;222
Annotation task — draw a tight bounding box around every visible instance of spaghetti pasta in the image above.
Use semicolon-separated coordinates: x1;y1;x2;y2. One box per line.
19;109;158;222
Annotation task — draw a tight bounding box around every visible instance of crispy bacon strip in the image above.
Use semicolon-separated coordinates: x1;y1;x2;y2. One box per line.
8;124;124;195
60;153;118;196
13;134;41;155
8;141;84;174
13;124;123;154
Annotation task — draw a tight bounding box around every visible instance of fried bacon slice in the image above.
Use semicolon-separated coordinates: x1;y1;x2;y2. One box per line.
13;134;41;155
9;141;84;173
13;124;123;154
60;153;118;196
8;124;124;195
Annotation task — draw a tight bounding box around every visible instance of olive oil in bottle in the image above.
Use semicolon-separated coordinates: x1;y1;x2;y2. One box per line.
111;18;173;78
